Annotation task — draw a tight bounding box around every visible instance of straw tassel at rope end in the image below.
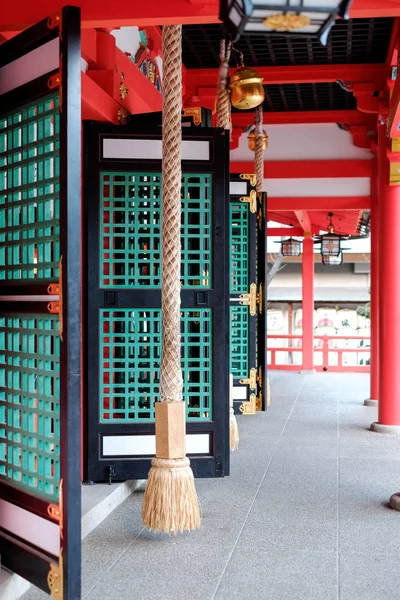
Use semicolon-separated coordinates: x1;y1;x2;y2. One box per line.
142;456;201;534
142;402;201;534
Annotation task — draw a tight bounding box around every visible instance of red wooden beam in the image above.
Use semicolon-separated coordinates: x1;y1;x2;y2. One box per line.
185;64;385;98
268;196;371;211
267;227;304;237
82;72;121;123
0;0;220;30
295;210;312;233
230;160;373;179
350;0;400;18
231;110;371;127
1;0;399;30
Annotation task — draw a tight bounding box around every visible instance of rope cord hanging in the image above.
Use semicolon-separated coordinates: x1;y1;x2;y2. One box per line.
216;37;239;451
255;105;264;194
216;38;232;132
142;25;201;534
254;104;271;407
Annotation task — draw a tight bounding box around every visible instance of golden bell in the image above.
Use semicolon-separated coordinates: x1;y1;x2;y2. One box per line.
248;130;268;152
229;66;265;111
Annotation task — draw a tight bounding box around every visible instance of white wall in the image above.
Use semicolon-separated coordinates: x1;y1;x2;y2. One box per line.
231;123;374;162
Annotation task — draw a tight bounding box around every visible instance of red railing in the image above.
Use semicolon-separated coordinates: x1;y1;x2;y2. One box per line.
267;334;371;373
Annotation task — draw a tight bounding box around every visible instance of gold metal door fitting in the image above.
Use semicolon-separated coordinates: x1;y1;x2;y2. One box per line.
240;189;257;213
182;107;202;126
239;173;257;188
239;393;257;415
47;550;63;600
239;367;257;391
239;283;262;316
47;256;63;341
257;365;263;390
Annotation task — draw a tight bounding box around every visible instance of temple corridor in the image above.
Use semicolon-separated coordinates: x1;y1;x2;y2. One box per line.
21;371;400;600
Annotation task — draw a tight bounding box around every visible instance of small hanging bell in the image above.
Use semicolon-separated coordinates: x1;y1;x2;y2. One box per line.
248;129;268;151
229;65;265;110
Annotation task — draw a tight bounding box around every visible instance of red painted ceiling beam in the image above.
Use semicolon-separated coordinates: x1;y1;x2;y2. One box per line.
231;110;372;127
294;210;312;233
230;160;373;179
268;196;371;211
350;0;400;18
185;64;385;98
1;0;399;30
267;227;304;237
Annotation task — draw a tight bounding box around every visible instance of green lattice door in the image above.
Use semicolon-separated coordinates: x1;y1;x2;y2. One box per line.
229;175;266;414
85;124;230;482
0;8;82;599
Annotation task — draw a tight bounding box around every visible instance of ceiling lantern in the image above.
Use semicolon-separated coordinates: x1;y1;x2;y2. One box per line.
219;0;353;46
320;213;342;258
279;237;302;257
322;253;343;266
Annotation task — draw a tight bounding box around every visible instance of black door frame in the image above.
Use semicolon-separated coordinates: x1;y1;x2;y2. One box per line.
0;7;81;597
84;123;230;482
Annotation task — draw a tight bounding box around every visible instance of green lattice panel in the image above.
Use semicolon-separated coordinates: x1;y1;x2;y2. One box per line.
100;172;212;288
0;93;60;281
230;203;248;294
230;304;249;378
0;314;60;501
100;308;212;422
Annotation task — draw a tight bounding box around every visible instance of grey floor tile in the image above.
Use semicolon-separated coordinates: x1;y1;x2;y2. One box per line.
220;545;338;587
339;551;400;590
215;582;338;600
340;587;398;600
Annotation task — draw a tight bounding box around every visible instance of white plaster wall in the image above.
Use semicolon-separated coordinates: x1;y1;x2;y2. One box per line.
231;123;374;162
111;26;141;57
263;177;371;197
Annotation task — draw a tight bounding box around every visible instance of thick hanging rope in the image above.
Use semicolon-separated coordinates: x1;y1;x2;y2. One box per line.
216;39;232;132
142;25;201;534
254;105;271;406
255;105;264;194
216;37;239;451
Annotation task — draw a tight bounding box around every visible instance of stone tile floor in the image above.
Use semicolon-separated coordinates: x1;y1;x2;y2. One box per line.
22;372;400;600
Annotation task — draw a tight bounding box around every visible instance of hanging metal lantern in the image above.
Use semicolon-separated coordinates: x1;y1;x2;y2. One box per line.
229;65;265;110
248;129;268;151
320;213;342;257
278;237;302;257
220;0;353;46
322;253;343;266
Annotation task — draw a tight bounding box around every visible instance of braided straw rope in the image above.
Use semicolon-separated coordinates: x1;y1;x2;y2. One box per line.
216;39;232;132
142;25;200;534
160;24;184;404
255;105;264;194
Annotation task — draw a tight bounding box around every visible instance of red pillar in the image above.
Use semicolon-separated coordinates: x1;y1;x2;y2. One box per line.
372;124;400;430
366;165;379;404
302;236;314;372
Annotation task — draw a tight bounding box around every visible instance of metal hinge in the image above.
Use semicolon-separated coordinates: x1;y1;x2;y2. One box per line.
182;106;202;126
239;283;262;316
240;189;257;213
239;173;256;188
47;256;63;341
47;549;63;600
239;367;257;391
239;393;257;415
257;366;263;390
256;391;262;411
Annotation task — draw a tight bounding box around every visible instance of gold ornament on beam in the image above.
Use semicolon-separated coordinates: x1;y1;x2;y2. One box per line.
229;65;264;110
248;129;268;151
263;13;311;31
